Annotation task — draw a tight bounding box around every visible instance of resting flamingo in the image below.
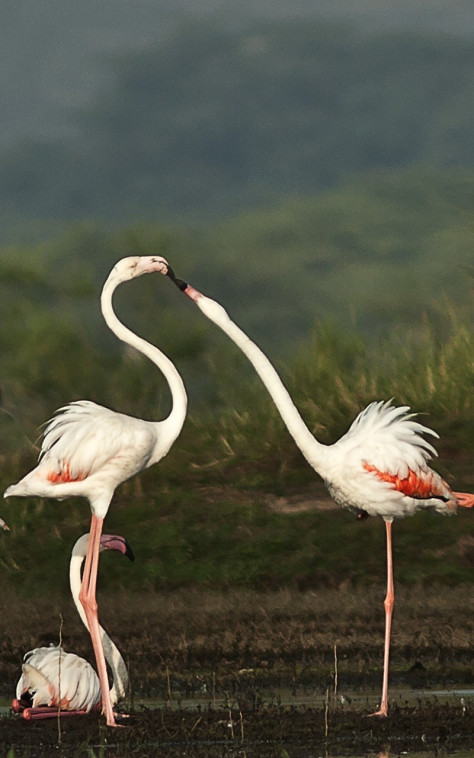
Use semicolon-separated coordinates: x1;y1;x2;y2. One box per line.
163;261;474;717
4;256;187;726
13;532;133;720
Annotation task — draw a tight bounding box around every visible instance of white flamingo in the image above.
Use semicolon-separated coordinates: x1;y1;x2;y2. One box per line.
164;262;474;717
13;532;134;720
4;256;187;726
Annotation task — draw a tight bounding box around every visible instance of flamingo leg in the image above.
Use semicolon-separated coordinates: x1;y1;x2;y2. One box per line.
18;706;126;722
79;514;117;727
20;706;94;720
369;519;393;718
13;698;126;722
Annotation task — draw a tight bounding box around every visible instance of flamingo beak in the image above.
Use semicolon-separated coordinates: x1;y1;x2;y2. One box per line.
166;264;188;291
100;534;135;561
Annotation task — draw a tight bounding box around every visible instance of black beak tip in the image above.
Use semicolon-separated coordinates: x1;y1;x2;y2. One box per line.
165;265;188;291
165;264;176;281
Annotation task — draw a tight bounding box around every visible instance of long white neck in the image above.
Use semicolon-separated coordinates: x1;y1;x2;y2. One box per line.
194;292;328;474
101;275;187;457
69;552;128;705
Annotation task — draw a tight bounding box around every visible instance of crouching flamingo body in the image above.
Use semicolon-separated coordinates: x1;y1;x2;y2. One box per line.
13;533;133;720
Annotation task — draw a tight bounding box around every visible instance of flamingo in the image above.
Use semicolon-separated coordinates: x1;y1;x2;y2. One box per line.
4;256;187;726
163;262;474;717
13;532;134;720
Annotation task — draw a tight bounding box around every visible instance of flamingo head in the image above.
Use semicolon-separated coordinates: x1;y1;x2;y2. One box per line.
110;256;170;283
72;533;135;561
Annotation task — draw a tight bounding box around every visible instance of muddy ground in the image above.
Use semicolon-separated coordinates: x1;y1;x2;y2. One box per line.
1;583;474;755
2;703;474;757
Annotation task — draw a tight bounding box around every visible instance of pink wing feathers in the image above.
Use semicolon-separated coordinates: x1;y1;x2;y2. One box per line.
333;401;457;511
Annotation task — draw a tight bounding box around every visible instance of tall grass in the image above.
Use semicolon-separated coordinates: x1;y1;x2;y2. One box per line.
185;304;473;487
0;304;472;597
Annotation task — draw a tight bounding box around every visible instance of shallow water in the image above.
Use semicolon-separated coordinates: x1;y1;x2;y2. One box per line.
3;684;474;716
132;684;474;711
3;685;474;757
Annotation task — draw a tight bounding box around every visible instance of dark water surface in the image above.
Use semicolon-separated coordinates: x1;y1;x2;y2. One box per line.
2;686;474;757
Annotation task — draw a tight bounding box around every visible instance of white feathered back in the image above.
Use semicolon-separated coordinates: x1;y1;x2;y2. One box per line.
17;646;101;711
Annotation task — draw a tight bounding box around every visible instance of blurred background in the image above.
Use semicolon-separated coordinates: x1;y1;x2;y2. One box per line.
0;0;473;595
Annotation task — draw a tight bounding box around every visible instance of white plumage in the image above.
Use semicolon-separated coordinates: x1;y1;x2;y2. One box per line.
16;647;101;713
10;400;162;503
325;400;455;520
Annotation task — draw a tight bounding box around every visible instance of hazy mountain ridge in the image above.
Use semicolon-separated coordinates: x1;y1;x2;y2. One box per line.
1;6;474;236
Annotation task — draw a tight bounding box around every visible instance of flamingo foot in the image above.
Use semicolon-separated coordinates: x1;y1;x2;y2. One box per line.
105;714;128;727
366;708;388;718
103;708;130;727
11;698;27;713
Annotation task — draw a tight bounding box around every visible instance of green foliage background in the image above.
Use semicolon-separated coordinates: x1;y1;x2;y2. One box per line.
0;166;473;598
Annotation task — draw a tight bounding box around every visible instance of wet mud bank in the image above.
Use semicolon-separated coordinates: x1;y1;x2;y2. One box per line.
2;703;474;757
2;585;474;755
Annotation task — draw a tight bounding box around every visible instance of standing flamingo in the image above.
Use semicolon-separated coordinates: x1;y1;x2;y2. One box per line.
4;256;187;726
13;532;133;720
163;262;474;717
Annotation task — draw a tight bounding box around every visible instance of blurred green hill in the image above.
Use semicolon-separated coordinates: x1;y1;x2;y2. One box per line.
2;19;474;235
1;164;472;422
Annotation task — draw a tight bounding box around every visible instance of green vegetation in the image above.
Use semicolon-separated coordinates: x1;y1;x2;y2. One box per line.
0;166;471;599
1;166;473;390
0;167;472;598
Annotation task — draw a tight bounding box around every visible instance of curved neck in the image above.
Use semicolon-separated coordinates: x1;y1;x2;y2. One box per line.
69;553;128;704
195;294;328;473
101;276;187;442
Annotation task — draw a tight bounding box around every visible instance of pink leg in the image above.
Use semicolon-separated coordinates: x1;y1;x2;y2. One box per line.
12;697;101;720
20;706;125;722
368;520;394;717
21;707;92;721
79;514;118;727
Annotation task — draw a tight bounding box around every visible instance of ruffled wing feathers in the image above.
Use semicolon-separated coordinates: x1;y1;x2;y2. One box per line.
339;401;439;478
